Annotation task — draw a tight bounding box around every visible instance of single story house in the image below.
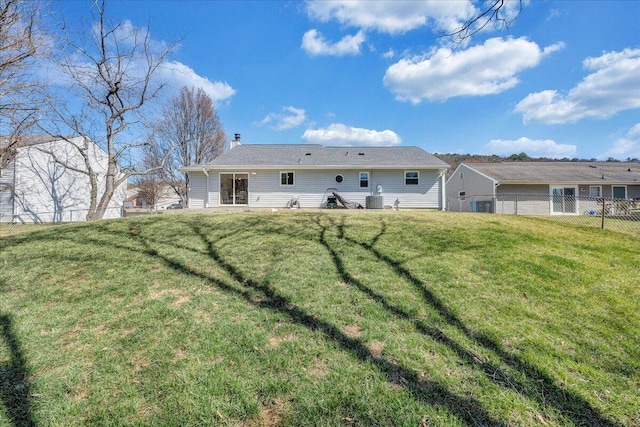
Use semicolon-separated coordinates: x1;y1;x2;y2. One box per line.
1;135;126;222
446;162;640;215
182;142;449;210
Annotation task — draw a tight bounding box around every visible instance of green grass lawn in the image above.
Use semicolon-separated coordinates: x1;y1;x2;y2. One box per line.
1;211;638;426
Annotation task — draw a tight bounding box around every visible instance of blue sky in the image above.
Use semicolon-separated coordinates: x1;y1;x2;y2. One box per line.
54;0;640;160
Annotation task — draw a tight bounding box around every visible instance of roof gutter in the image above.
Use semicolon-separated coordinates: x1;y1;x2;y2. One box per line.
182;165;449;171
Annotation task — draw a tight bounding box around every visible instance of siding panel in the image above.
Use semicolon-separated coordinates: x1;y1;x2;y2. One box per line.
446;165;496;212
0;159;15;221
205;169;444;209
188;174;207;209
11;138;126;223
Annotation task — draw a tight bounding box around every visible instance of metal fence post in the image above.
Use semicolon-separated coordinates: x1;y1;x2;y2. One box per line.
601;198;605;229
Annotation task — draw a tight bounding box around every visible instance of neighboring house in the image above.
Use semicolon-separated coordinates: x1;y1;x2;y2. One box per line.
123;184;182;210
446;162;640;215
182;143;449;209
0;135;126;223
123;187;145;209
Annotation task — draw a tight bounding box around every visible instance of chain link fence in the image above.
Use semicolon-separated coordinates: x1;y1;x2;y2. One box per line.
3;196;639;237
448;194;640;235
0;207;124;236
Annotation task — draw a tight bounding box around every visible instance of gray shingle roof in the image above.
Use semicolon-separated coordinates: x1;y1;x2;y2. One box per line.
191;144;448;169
464;162;640;184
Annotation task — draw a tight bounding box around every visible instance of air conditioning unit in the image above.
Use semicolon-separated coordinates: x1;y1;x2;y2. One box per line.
366;195;384;209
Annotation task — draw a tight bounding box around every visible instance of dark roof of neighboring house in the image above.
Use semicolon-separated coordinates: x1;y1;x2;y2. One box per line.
461;162;640;184
185;144;448;170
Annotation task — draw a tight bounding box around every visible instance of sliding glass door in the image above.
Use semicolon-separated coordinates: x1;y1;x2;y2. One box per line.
551;187;576;214
220;173;249;206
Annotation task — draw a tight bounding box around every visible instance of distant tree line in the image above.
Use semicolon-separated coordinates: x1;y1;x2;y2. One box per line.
435;152;640;179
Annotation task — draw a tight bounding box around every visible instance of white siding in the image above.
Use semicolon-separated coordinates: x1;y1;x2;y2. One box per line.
367;170;442;209
209;173;220;207
446;164;496;212
0;158;15;222
10;137;126;223
200;168;443;209
188;173;208;209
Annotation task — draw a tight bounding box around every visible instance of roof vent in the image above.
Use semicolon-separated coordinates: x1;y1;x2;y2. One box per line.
358;152;364;156
305;152;311;156
589;165;596;168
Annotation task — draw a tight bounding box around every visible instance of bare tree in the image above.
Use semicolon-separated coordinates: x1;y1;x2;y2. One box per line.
134;172;164;212
151;86;227;205
445;0;523;45
0;0;45;167
41;0;177;220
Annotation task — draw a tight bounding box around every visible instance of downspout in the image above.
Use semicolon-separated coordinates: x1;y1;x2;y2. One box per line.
439;169;447;211
202;167;209;208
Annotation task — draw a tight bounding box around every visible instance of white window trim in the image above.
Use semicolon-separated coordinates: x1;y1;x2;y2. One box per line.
280;171;295;186
404;170;419;186
359;171;369;188
589;185;602;198
549;185;579;215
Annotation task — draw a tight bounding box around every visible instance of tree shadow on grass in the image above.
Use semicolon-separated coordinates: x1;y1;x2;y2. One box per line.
0;313;37;427
85;213;623;426
137;221;504;426
323;215;621;427
10;214;621;425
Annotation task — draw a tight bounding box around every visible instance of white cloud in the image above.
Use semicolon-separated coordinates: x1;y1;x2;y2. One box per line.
98;20;169;52
383;37;563;103
546;9;564;22
45;20;235;105
382;49;395;60
603;123;640;160
302;123;401;146
306;0;476;35
258;106;308;130
302;29;366;56
483;137;577;158
515;48;640;124
159;61;236;104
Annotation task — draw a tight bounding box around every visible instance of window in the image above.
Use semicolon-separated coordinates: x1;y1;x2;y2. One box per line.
280;171;294;186
335;174;344;183
612;186;627;199
359;172;369;188
405;171;419;186
458;191;466;200
589;186;601;198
